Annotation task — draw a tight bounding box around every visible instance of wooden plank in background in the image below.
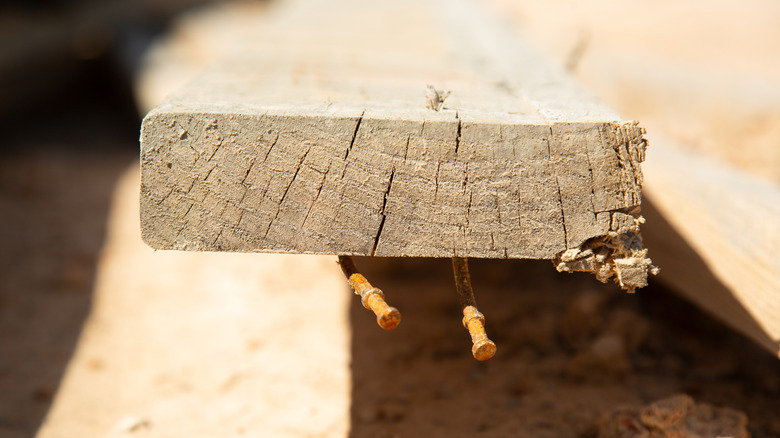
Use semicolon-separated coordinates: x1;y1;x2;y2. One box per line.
641;139;780;356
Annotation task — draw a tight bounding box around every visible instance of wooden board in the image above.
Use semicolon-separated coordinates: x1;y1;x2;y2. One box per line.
140;0;648;268
641;138;780;356
37;165;352;438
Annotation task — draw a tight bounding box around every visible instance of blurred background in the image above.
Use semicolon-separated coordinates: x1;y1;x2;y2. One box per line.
1;0;779;437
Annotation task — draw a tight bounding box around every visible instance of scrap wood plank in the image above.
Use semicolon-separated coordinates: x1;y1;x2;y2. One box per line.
641;138;780;356
140;0;655;289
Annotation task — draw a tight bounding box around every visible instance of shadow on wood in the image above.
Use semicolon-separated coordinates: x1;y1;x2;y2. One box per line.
641;197;780;356
0;152;132;437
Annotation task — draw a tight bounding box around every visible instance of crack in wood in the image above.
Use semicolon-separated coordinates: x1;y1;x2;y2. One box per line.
455;111;461;155
371;169;395;255
344;110;365;161
264;146;311;239
555;176;569;248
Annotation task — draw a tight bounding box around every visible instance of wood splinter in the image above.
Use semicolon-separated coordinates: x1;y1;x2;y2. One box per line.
452;257;497;361
425;84;450;111
338;255;401;330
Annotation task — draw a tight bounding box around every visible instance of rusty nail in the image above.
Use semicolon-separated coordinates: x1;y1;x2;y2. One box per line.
452;257;496;361
338;255;401;330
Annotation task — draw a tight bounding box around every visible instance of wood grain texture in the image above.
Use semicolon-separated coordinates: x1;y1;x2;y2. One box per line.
140;0;648;261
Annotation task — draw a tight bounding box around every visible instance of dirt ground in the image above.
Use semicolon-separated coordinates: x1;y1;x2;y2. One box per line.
1;0;780;437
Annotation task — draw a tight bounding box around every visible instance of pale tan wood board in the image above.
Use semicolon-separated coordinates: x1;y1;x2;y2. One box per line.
37;166;351;438
641;139;780;356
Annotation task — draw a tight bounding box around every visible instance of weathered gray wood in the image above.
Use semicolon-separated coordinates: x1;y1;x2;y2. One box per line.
140;0;651;283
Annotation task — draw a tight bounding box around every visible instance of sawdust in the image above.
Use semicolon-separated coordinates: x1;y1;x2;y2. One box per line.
554;212;659;293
